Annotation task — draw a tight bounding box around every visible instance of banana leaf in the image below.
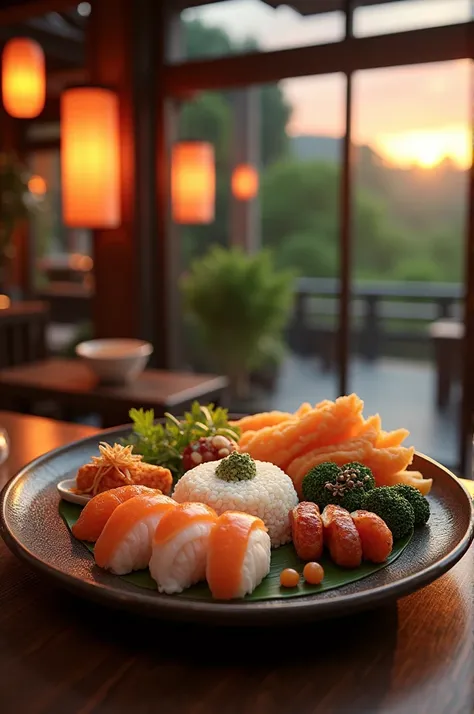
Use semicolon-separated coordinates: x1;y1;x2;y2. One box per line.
59;500;412;602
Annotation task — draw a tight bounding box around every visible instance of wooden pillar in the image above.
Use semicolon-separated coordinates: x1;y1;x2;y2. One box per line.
337;1;354;397
0;105;30;298
87;0;164;347
230;88;261;253
459;129;474;476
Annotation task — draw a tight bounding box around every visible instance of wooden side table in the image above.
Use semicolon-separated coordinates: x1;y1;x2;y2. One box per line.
429;319;463;408
0;358;229;427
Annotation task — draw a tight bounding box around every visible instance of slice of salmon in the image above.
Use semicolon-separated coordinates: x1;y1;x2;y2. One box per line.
72;485;159;542
153;502;217;546
94;493;176;568
206;511;267;600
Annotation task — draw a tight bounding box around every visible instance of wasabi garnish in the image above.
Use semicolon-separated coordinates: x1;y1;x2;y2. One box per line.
215;451;257;482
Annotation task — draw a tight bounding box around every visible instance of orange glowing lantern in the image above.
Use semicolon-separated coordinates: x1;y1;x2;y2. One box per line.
171;142;215;224
28;175;47;196
61;86;120;228
2;38;45;118
231;164;259;201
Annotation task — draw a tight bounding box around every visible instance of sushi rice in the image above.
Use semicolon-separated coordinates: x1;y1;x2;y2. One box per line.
206;511;271;600
149;502;218;594
94;493;176;575
173;459;298;547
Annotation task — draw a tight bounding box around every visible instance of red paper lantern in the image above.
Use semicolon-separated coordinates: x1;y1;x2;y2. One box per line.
172;142;215;224
231;164;259;200
2;38;45;118
61;87;121;228
28;175;47;196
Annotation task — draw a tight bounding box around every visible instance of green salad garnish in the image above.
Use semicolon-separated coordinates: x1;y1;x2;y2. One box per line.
122;401;240;479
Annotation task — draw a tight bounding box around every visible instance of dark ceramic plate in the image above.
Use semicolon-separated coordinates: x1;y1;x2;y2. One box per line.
1;426;473;626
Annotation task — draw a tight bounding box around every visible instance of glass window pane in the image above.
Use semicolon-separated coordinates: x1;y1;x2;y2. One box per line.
172;75;345;410
354;0;471;38
349;59;471;468
174;2;344;62
28;149;93;291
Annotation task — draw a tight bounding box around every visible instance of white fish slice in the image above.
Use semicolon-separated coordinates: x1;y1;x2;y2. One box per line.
57;479;91;506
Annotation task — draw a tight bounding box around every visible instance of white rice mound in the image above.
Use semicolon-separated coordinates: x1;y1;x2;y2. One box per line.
173;460;298;547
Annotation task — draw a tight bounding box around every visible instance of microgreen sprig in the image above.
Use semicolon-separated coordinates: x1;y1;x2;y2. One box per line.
121;402;240;479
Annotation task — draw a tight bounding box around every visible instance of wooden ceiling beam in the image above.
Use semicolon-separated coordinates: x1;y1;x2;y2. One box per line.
164;22;473;95
0;23;84;64
0;0;75;26
46;67;88;95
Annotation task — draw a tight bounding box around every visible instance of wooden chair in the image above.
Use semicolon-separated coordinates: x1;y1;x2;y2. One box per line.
0;301;49;369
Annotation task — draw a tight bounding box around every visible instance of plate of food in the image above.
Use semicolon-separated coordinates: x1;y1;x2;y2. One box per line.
1;397;473;625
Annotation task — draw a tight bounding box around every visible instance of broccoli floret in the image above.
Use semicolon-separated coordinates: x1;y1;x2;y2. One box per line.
390;484;430;527
343;462;376;491
215;451;256;482
302;461;375;512
363;487;415;539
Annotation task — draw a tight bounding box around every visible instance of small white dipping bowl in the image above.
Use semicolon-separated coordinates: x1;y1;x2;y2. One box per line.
76;338;153;384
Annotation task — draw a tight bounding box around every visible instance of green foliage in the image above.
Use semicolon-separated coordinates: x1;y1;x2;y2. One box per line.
180;92;231;162
261;160;339;250
259;84;291;167
122;402;240;478
181;246;294;383
0;153;44;262
273;230;338;278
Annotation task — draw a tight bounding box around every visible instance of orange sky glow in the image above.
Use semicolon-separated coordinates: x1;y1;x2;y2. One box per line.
185;2;473;171
284;60;472;170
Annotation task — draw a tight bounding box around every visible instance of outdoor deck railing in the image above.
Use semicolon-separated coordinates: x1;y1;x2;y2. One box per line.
289;278;463;363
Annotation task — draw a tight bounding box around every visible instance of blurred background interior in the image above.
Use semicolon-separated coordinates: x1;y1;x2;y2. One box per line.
0;0;472;472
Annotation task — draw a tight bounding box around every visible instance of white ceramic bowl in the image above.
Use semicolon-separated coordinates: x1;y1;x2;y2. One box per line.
75;339;153;384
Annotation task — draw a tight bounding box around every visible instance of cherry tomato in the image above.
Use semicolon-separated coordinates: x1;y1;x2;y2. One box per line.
280;568;300;588
303;562;324;585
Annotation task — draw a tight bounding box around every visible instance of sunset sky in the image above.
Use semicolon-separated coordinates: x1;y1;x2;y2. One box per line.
184;0;473;169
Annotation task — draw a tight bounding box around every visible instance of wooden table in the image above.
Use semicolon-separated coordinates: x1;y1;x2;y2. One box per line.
0;411;473;714
0;358;228;426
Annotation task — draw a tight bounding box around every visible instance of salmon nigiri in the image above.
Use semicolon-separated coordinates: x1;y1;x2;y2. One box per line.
206;511;271;600
94;492;176;575
149;502;217;594
72;485;160;542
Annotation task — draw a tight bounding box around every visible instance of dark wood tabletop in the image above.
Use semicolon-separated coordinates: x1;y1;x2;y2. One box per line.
0;358;228;426
0;410;472;714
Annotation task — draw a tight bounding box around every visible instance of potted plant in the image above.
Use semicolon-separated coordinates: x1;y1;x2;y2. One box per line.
181;246;294;405
0;152;45;293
